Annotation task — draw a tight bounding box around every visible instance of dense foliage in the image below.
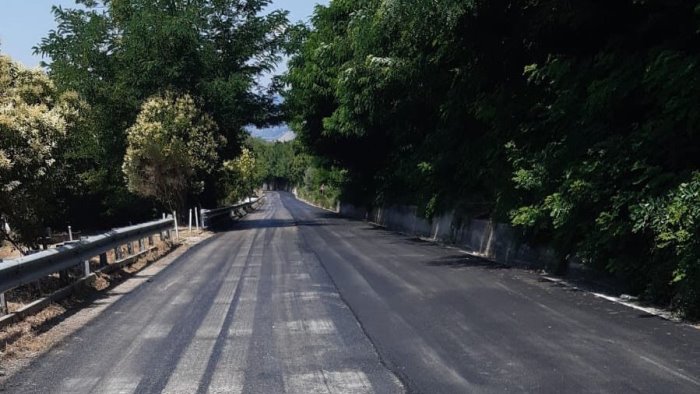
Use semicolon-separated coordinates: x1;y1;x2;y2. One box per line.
247;138;311;190
123;93;222;213
36;0;288;227
222;147;257;205
297;164;345;211
0;54;84;251
286;0;700;317
1;0;289;251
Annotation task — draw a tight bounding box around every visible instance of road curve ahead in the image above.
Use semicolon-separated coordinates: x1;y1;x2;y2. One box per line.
5;191;700;393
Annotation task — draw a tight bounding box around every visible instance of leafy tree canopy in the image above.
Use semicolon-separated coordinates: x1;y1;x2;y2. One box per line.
123;92;222;213
0;53;85;250
37;0;289;220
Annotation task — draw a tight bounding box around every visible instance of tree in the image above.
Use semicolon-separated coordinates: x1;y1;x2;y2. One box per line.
0;53;83;250
123;93;222;214
222;147;257;205
36;0;289;223
246;137;313;191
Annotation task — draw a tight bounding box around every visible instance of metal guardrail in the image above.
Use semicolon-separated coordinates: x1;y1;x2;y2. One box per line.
0;218;175;296
200;197;262;229
0;196;262;315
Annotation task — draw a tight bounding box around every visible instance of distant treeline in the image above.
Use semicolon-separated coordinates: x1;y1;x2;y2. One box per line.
284;1;700;317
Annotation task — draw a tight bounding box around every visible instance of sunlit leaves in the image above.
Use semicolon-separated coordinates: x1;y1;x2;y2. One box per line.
0;55;84;247
222;147;257;204
123;92;223;212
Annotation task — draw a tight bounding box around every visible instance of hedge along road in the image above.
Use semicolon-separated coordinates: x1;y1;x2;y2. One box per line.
4;191;700;393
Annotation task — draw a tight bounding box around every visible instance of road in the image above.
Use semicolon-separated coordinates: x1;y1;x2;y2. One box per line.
4;191;700;393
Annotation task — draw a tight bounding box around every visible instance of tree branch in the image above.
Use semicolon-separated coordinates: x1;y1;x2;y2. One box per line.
0;225;26;257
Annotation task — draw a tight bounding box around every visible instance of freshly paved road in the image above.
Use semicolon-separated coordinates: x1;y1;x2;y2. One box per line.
4;192;700;393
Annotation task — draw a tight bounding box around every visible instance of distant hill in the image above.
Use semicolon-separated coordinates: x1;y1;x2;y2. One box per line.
247;125;296;142
278;130;296;142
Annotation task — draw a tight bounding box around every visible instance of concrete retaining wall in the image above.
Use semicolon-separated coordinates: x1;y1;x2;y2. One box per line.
339;202;555;268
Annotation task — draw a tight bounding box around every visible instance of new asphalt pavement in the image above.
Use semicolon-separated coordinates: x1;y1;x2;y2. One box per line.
3;191;700;393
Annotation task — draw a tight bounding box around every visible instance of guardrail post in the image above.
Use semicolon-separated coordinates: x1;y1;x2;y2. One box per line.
99;252;108;268
195;208;200;230
127;242;133;256
172;211;179;240
83;260;90;278
113;246;120;262
138;238;144;252
148;235;154;246
0;292;7;316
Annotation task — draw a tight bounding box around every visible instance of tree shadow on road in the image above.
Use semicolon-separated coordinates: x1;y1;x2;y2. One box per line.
425;254;511;270
211;218;330;231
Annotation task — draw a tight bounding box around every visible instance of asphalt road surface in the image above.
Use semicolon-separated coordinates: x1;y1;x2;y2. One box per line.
4;191;700;393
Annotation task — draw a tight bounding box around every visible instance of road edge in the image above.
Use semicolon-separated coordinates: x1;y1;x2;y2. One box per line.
0;231;219;385
291;193;700;330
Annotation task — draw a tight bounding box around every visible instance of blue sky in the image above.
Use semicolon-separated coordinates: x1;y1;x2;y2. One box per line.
0;0;328;68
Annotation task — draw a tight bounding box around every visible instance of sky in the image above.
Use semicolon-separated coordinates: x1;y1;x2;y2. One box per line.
0;0;328;68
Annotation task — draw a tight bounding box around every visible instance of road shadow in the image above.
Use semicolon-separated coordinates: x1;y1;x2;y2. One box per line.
425;254;510;270
235;218;329;230
208;217;330;232
314;211;342;219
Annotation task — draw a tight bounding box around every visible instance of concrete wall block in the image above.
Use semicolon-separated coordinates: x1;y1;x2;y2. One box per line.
336;200;555;269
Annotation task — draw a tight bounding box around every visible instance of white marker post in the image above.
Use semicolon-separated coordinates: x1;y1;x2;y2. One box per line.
188;209;193;234
68;226;73;241
194;208;200;231
173;211;179;240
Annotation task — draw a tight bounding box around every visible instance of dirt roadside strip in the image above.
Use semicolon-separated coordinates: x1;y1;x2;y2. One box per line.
0;230;216;384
